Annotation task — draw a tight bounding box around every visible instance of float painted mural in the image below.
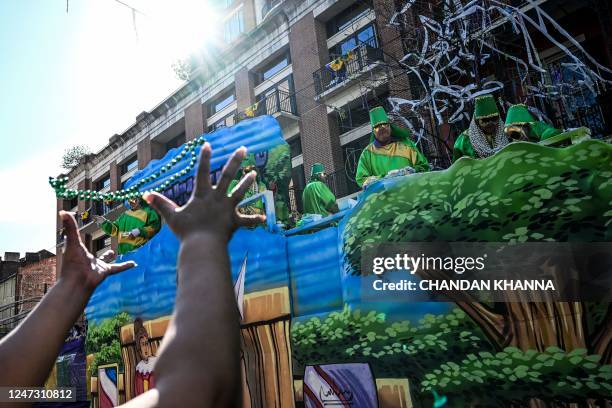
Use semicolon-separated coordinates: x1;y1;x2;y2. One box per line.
80;116;611;407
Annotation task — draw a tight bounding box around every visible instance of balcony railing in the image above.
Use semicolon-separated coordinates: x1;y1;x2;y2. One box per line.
338;106;371;134
314;43;384;96
235;89;297;123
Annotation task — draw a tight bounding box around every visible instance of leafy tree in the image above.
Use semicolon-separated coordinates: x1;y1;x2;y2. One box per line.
61;145;91;170
342;141;612;360
292;307;491;379
86;312;131;376
171;58;191;81
292;307;611;405
421;347;612;407
263;144;291;193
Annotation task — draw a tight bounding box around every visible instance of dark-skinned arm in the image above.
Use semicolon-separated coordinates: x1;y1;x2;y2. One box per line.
123;144;264;407
0;214;135;392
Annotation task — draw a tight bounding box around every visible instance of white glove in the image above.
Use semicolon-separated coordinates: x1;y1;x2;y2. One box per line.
130;228;140;238
362;177;380;189
401;166;415;176
387;166;415;178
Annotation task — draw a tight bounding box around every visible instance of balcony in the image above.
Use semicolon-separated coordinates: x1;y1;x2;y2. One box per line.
235;89;298;128
313;43;384;99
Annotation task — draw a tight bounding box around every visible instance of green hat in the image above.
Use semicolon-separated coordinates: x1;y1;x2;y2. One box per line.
310;163;325;178
369;107;389;127
473;95;499;119
504;104;536;127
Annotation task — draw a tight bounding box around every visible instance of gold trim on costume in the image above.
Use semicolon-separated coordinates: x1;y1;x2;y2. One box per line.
474;112;500;119
126;209;149;223
367;142;417;163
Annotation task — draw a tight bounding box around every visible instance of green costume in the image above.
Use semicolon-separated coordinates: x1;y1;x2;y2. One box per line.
302;163;337;217
452;133;477;161
228;179;266;209
100;203;160;255
355;107;429;187
504;104;562;141
453;94;508;162
227;156;266;213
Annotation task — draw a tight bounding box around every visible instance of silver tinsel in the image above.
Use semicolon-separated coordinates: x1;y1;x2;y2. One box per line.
467;117;509;158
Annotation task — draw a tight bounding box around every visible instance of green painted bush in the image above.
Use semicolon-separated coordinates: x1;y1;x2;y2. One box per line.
85;312;131;376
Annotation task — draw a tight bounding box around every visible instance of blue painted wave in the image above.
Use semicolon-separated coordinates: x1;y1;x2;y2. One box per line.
86;116;449;324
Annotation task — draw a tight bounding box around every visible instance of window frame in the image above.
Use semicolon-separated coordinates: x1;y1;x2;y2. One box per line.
224;5;245;43
257;52;291;85
121;156;138;174
326;3;371;37
288;134;302;159
207;110;237;132
330;23;378;60
208;88;236;117
95;174;111;191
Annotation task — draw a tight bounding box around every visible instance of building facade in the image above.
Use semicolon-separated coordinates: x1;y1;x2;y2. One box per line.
0;250;56;337
56;0;612;267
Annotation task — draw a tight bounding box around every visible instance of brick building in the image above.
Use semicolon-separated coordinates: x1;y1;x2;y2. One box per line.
0;250;56;336
55;0;611;267
17;251;57;314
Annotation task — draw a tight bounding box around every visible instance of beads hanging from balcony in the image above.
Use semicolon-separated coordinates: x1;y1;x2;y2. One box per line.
48;135;207;202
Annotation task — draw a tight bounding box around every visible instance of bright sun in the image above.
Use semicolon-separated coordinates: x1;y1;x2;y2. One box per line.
142;0;221;63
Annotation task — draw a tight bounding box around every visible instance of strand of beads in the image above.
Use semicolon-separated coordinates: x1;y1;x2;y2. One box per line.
49;135;206;201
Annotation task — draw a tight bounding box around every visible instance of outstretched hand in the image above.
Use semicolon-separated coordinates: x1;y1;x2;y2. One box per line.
144;143;266;242
59;211;136;292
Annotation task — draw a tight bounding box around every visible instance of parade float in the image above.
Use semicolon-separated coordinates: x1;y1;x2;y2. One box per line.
47;114;612;407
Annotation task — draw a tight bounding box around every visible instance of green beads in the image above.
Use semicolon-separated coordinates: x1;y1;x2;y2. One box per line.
49;137;207;202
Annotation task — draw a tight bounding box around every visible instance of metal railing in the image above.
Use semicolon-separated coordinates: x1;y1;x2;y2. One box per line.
313;43;384;96
288;187;304;214
235;89;297;123
338;106;371;134
0;296;42;337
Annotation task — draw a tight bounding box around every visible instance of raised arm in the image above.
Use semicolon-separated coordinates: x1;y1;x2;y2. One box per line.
0;213;135;390
95;215;119;237
124;144;264;408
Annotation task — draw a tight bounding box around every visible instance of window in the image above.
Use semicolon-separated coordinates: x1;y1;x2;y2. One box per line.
165;133;186;153
288;135;302;158
94;200;113;216
95;175;111;191
93;235;111;255
338;92;389;134
330;24;377;59
290;164;306;212
208;111;236;132
257;75;296;115
224;7;244;43
208;89;236;116
257;53;290;84
327;3;370;36
121;156;138;174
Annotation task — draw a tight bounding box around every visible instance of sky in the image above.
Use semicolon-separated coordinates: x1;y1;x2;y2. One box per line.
0;0;220;256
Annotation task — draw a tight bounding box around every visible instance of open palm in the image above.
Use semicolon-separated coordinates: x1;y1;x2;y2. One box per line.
59;211;136;292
